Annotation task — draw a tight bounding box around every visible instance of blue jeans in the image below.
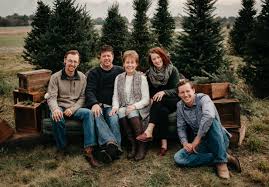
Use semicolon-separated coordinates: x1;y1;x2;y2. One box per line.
94;107;121;147
174;119;229;167
51;108;96;149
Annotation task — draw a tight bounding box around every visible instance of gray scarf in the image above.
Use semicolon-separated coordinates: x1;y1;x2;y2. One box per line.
147;63;174;87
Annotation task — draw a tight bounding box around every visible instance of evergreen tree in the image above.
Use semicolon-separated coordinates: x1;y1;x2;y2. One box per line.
241;0;269;98
151;0;175;49
230;0;256;55
100;3;130;66
23;1;51;65
171;0;226;78
131;0;152;69
24;0;98;72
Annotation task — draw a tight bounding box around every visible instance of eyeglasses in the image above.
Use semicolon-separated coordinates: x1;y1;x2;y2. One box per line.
66;59;79;64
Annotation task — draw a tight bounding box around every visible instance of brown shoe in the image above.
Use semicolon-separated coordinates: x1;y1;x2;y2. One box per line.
227;154;241;173
158;148;168;156
216;163;230;179
85;147;101;168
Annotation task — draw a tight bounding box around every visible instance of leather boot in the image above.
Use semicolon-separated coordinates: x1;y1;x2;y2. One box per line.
227;153;241;172
129;116;146;161
120;117;136;159
134;141;146;161
85;147;101;168
216;163;230;179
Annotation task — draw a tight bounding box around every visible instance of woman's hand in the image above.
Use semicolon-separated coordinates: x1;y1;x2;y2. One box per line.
109;107;118;116
126;104;136;115
152;91;165;102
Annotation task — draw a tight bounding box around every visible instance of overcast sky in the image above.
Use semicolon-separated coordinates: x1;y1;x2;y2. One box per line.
0;0;262;21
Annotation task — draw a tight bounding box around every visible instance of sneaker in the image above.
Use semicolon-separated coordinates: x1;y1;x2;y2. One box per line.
216;163;230;179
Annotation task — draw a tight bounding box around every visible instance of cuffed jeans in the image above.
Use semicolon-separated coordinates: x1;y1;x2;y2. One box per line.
94;107;121;147
174;119;229;167
51;108;96;149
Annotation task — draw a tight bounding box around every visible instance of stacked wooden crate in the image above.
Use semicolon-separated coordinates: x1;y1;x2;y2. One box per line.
14;69;52;133
194;83;246;147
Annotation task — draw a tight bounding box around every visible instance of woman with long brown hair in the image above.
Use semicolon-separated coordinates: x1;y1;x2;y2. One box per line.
136;47;184;156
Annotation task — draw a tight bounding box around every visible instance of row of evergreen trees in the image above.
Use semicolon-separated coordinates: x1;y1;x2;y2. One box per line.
24;0;224;75
23;0;269;98
230;0;269;98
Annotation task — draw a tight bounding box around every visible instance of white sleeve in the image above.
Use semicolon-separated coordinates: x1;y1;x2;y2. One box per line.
133;75;150;109
112;76;120;109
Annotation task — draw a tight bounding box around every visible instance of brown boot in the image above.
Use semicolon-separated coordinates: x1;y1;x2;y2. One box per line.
129;116;146;161
216;163;230;179
85;147;101;168
227;154;241;173
120;117;136;159
134;141;146;161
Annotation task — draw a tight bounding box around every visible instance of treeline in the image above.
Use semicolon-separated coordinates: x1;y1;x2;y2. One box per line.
0;13;236;29
91;16;236;29
23;0;268;98
0;13;33;26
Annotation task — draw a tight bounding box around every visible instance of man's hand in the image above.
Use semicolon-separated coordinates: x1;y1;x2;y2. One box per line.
126;104;136;115
109;107;118;116
91;104;102;117
152;91;165;102
52;108;63;122
183;143;193;153
192;136;201;153
64;108;73;117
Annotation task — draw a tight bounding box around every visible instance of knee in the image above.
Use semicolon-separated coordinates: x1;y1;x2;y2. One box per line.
174;149;188;166
79;108;93;117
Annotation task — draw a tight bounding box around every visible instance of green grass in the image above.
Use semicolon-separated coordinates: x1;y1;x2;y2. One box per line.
0;27;269;187
0;26;30;49
0;34;26;48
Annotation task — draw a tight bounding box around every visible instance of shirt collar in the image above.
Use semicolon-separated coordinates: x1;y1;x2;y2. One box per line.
61;68;80;80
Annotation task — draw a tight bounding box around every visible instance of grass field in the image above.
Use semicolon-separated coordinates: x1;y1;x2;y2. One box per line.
0;27;269;187
0;26;30;52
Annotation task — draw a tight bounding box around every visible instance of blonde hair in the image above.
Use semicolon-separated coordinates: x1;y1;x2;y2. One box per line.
122;50;139;64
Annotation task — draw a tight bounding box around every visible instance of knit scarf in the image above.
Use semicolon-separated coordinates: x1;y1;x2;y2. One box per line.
147;63;174;88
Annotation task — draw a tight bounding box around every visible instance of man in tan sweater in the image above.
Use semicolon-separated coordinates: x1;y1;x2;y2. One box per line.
47;50;99;167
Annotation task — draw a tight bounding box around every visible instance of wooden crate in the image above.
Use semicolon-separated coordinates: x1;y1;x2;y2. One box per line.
14;102;41;133
214;98;241;129
13;89;45;104
194;82;229;99
17;69;52;93
227;123;246;147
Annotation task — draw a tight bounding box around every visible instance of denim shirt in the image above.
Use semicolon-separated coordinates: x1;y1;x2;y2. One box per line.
176;93;227;144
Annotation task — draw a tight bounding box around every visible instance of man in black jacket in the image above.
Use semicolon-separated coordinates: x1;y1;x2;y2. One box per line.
85;45;124;163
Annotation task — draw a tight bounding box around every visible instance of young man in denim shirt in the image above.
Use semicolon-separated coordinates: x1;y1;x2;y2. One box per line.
174;79;241;179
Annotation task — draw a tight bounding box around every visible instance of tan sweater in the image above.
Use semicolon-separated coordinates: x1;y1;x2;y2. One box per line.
47;69;87;113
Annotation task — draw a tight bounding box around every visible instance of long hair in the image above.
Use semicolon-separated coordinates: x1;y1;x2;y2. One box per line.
148;47;171;67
